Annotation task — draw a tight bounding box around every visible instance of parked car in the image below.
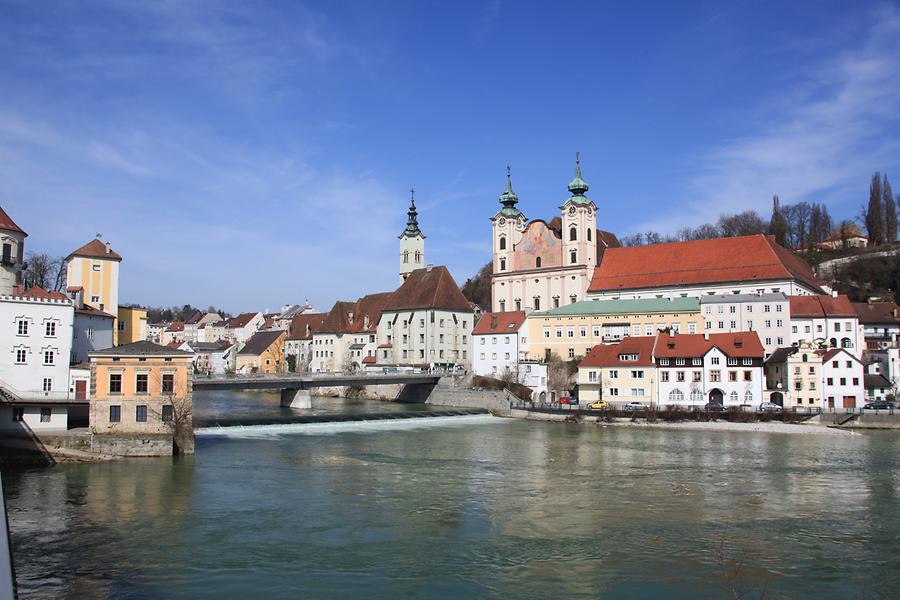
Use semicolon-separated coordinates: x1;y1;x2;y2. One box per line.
560;396;578;405
758;402;784;413
623;402;650;411
863;401;894;410
588;400;609;410
704;402;726;412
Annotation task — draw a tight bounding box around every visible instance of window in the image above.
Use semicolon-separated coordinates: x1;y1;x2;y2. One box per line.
43;350;54;365
40;407;51;422
136;405;148;422
730;321;736;329
631;370;644;379
543;327;550;339
593;326;601;337
688;323;696;334
609;370;618;379
765;337;772;346
91;295;100;304
556;327;563;338
729;306;736;314
645;324;653;336
764;305;771;313
633;325;641;336
608;388;619;396
587;229;592;241
162;405;174;422
136;373;149;394
570;295;578;305
660;371;670;382
834;322;841;332
631;388;645;397
533;297;540;311
710;370;721;382
676;371;685;382
570;251;577;264
45;321;56;337
743;371;752;381
499;236;506;250
567;327;574;338
728;371;737;382
710;357;720;365
535;257;541;268
92;262;101;272
692;358;701;366
727;357;738;366
690;390;704;403
109;373;122;394
499;258;506;271
693;371;702;382
16;320;28;335
776;305;783;313
669;389;684;402
580;326;587;338
568;348;575;358
839;378;846;386
588;371;598;382
162;374;175;394
11;407;23;422
15;349;26;364
42;378;52;392
730;391;739;403
826;377;833;385
553;297;560;308
718;321;724;329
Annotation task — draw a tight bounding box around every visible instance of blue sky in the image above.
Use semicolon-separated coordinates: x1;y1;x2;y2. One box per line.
1;0;898;313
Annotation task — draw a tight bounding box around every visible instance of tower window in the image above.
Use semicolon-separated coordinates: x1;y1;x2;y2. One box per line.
535;256;542;268
499;236;506;250
587;229;592;242
500;258;506;271
533;297;540;310
499;300;506;311
570;251;577;264
570;227;577;241
515;299;521;311
403;250;409;264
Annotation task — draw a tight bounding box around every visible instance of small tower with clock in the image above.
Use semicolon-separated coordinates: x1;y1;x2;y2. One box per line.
491;167;526;279
399;189;425;283
561;152;597;273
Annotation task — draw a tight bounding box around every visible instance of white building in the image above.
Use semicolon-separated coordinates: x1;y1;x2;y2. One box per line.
0;287;79;431
789;295;863;358
654;332;765;409
312;294;389;372
472;311;527;377
700;293;790;357
819;348;865;409
852;301;899;350
587;234;827;301
284;313;325;372
399;189;426;283
0;206;27;295
224;312;264;346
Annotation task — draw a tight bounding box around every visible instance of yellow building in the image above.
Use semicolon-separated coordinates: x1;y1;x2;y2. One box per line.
117;306;148;344
576;336;657;406
89;341;194;453
236;330;287;374
526;298;704;361
66;238;122;342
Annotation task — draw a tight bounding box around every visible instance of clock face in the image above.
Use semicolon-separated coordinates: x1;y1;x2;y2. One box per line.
568;206;576;216
499;218;506;226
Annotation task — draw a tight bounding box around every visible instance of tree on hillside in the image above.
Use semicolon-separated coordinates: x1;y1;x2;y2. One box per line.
808;204;833;247
865;172;884;245
768;195;789;247
883;174;897;244
461;262;492;310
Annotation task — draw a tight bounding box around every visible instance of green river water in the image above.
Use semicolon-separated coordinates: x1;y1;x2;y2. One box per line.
3;390;899;599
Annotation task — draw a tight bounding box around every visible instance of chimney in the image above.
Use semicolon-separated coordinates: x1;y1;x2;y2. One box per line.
105;242;111;254
703;332;709;341
426;264;433;272
831;290;838;298
491;315;498;329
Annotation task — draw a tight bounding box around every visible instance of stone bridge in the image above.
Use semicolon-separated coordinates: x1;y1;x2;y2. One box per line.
192;373;443;407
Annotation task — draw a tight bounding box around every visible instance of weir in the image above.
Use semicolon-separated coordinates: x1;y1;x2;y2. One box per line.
194;408;489;429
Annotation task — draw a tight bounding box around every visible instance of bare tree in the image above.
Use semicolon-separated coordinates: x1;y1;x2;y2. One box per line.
150;371;194;455
23;252;66;290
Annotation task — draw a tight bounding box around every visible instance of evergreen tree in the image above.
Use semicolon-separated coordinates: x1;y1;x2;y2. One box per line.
768;195;789;246
883;174;897;244
865;172;884;245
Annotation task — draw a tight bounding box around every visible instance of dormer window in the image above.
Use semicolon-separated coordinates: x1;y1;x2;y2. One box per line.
619;353;639;361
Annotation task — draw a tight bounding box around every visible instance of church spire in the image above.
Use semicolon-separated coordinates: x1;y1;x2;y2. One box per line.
400;188;424;238
498;166;523;217
566;151;592;205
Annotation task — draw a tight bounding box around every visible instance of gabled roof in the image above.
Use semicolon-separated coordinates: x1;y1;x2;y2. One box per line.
764;346;799;364
852;302;900;324
226;312;261;328
319;293;393;335
238;330;285;355
579;336;656;368
864;373;891;389
817;347;861;364
654;332;765;359
0;206;26;235
20;286;68;301
383;266;472;313
288;313;326;340
789;295;857;318
473;311;527;335
89;340;192;357
75;305;115;319
67;239;123;262
166;321;185;332
588;235;825;294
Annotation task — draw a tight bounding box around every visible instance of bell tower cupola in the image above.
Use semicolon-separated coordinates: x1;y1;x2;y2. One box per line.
399;188;425;283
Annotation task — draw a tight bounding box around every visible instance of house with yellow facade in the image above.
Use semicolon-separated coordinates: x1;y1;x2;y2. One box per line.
66;238;122;342
117;306;147;344
89;340;194;455
526;298;704;361
577;337;657;406
236;330;287;374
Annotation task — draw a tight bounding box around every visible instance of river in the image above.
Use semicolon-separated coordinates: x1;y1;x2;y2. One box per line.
3;391;900;598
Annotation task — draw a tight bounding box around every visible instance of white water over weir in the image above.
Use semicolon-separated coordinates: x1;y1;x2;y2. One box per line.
195;413;499;438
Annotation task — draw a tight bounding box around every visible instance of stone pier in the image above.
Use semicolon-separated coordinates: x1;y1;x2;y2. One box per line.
280;388;312;409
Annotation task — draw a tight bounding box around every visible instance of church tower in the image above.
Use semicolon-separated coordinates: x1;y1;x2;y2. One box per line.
560;152;597;280
490;167;527;312
399;189;425;283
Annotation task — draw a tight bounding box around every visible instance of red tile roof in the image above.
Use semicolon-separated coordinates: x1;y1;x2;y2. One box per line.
383;266;472;313
588;235;825;294
319;293;393;335
20;286;68;301
362;355;377;364
653;332;764;359
75;305;115;319
852;302;899;324
817;348;860;364
66;286;83;292
166;321;185;332
67;239;122;262
789;295;857;318
226;312;260;328
0;206;26;235
288;313;326;340
578;336;657;368
472;311;527;335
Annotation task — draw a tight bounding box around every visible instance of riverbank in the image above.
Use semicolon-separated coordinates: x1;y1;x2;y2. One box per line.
509;409;856;435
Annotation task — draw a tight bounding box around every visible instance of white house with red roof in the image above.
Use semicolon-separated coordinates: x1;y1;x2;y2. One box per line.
224;311;264;346
312;293;391;372
819;348;864;409
472;311;527;377
789;294;863;357
654;332;765;408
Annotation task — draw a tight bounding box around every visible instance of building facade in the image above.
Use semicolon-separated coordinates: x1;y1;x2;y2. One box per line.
65;238;122;341
0;206;27;295
399;190;425;283
236;330;287;374
117;306;147;345
577;336;657;406
472;311;527;378
700;293;790;357
789;295;863;358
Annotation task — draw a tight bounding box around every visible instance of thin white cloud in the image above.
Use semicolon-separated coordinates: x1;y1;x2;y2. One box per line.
633;5;900;234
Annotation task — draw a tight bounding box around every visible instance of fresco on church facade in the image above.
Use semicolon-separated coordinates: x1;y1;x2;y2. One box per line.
512;221;562;270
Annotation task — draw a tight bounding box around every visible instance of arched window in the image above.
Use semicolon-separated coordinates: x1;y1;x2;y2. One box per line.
570;295;577;304
587;229;592;242
570;227;577;241
535;256;542;268
514;299;521;311
533;297;541;310
402;250;409;264
669;389;684;402
570;250;577;264
499;236;506;250
499;258;506;271
744;391;753;403
690;390;704;403
499;300;506;311
729;391;739;404
802;354;808;362
841;337;851;348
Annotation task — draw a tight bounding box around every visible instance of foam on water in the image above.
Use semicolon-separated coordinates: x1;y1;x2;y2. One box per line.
195;413;502;438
